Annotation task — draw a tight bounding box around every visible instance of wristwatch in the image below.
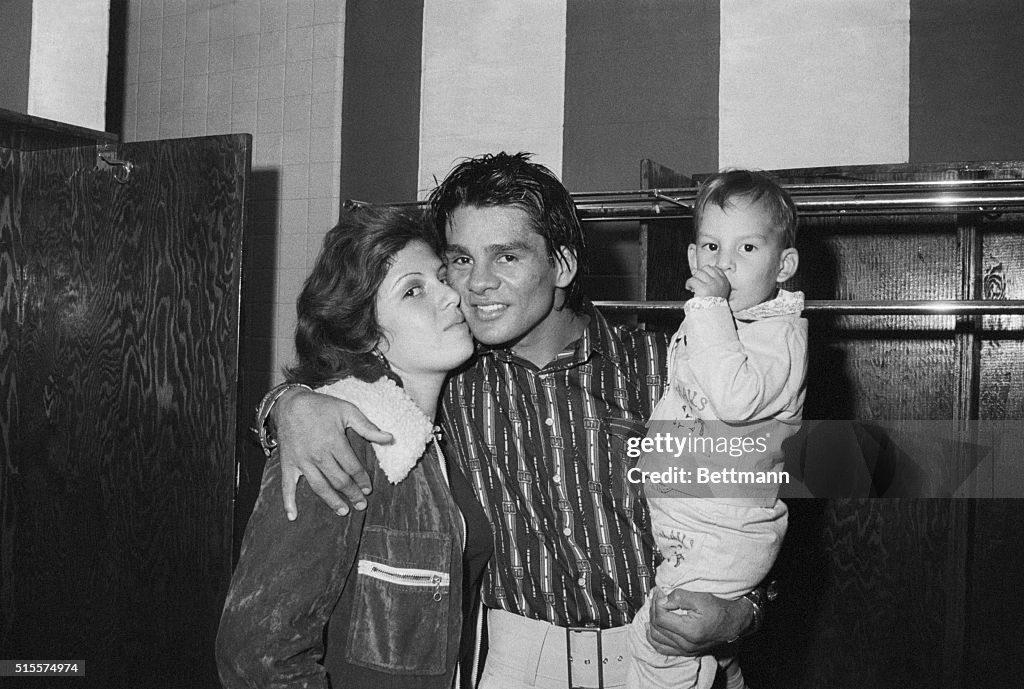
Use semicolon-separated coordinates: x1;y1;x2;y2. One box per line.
734;580;779;641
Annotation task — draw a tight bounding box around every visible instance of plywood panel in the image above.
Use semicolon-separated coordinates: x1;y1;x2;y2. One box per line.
746;500;957;689
964;501;1024;686
639;159;693;331
2;135;248;688
0;144;21;637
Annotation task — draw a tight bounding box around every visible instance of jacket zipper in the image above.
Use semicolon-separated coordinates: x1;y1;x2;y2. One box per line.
357;560;450;601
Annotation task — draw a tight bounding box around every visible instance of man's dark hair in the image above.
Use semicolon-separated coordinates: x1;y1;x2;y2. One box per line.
693;169;798;248
427;151;589;312
286;205;437;387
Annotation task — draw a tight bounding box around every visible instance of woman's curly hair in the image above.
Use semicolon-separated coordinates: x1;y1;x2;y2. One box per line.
285;205;437;387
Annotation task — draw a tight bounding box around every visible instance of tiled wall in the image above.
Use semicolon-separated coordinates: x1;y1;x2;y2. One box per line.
121;0;346;420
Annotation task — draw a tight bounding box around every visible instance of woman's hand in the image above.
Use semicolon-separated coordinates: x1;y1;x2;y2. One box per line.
646;587;752;655
272;388;394;520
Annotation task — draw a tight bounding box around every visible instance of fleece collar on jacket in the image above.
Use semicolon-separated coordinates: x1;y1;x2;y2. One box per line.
316;376;435;484
733;289;804;321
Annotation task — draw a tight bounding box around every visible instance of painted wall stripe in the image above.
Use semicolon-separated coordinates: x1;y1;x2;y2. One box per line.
562;0;720;191
719;0;910;170
562;0;720;302
909;0;1024;163
417;0;567;199
341;0;425;204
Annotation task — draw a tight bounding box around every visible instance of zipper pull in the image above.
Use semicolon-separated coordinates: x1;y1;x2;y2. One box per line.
432;574;443;602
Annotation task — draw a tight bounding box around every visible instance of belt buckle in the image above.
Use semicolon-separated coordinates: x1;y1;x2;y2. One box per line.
566;625;604;689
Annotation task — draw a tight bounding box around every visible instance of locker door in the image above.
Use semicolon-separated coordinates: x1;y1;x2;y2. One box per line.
1;133;249;688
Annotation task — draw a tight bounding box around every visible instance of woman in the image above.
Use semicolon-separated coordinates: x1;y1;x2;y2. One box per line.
216;206;492;688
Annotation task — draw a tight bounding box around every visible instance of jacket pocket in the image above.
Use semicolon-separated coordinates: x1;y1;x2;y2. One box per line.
345;526;453;675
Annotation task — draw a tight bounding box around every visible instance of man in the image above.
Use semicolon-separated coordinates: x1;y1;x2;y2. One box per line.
258;153;760;688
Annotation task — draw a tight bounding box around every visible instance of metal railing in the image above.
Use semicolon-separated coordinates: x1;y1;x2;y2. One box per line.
573;179;1024;221
593;299;1024;315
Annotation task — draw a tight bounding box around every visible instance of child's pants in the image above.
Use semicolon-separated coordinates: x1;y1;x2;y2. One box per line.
626;499;788;689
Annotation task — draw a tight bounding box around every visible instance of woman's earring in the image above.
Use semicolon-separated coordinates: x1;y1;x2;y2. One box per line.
372;347;389;368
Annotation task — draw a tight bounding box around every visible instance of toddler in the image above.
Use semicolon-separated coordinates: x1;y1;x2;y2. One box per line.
627;170;807;689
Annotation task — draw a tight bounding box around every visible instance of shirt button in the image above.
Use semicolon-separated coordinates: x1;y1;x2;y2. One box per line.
563;527;572;536
552;475;561;484
544;417;554;426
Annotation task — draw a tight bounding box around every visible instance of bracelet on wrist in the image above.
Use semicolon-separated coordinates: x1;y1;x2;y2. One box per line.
741;593;763;638
730;580;778;643
254;382;312;457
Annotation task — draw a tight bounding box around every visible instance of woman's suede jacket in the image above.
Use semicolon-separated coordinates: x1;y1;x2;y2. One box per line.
216;377;467;689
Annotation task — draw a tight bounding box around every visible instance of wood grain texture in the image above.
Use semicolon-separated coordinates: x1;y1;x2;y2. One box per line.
969;218;1024;683
964;501;1024;686
746;499;957;688
1;135;248;688
639;158;694;330
0;143;21;646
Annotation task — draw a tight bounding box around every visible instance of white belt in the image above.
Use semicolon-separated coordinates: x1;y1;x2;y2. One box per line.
486;609;629;688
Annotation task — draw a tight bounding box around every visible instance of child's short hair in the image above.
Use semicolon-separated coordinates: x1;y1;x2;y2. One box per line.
693;169;798;248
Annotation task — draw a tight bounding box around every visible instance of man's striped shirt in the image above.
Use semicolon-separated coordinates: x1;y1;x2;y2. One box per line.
440;304;669;628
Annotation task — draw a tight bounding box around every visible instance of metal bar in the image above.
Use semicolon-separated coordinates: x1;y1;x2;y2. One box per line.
571;179;1024;220
592;299;1024;315
366;179;1024;220
575;194;1024;220
574;178;1024;199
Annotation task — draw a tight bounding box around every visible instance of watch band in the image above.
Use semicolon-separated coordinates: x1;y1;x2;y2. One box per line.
731;580;778;642
254;382;312;457
740;591;764;637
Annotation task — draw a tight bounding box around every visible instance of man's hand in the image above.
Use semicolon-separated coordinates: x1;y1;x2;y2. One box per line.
272;388;393;520
685;266;731;300
646;588;752;656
